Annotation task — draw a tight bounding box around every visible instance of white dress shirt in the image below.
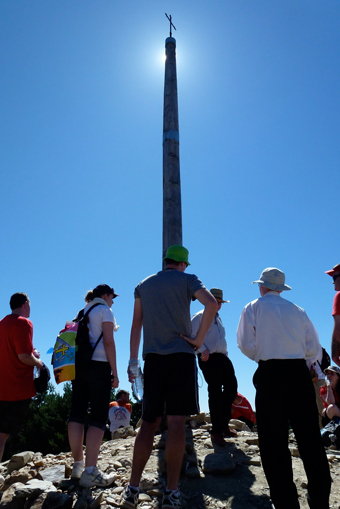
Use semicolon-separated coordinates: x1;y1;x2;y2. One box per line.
237;291;321;363
192;309;228;355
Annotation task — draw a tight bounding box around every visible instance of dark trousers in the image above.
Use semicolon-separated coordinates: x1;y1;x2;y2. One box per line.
254;359;331;509
198;353;237;434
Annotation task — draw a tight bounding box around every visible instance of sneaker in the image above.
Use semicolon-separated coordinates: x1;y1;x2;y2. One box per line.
162;489;181;508
71;462;84;479
79;466;115;488
121;485;139;508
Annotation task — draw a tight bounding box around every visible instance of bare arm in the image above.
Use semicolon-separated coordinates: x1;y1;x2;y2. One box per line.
102;321;119;388
325;383;336;405
181;289;218;350
18;353;43;369
130;298;143;359
331;315;340;367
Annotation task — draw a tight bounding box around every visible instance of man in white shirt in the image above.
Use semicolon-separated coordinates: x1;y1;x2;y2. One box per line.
237;268;331;509
192;288;237;447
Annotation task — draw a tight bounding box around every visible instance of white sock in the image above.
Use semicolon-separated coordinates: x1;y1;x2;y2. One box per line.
166;488;180;495
85;465;95;474
74;460;84;467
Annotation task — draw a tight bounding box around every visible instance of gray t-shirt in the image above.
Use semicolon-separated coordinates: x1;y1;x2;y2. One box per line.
134;268;205;358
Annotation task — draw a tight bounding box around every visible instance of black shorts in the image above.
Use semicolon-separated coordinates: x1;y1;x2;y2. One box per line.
142;352;199;423
0;399;31;435
68;360;111;430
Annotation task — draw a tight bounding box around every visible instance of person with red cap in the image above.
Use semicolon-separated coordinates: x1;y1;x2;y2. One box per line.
325;263;340;368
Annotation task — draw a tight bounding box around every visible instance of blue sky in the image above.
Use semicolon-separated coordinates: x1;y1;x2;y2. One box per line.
1;0;339;411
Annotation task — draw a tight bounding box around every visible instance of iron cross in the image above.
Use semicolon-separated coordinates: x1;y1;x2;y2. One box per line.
165;13;176;38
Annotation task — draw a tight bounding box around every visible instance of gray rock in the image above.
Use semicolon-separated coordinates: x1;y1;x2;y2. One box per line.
15;479;57;498
242;456;262;466
39;465;65;484
112;486;124;494
0;484;26;509
111;426;135;440
33;454;44;468
229;419;251;432
7;452;34;474
185;466;201;478
29;491;73;509
186;412;207;425
245;437;259;446
2;471;33;492
89;492;103;509
105;497;117;506
203;439;214;449
203;453;235;475
146;489;163;498
290;447;300;457
73;487;91;509
139;493;152;502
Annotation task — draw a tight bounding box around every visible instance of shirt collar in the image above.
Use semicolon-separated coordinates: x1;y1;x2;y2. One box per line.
262;291;281;298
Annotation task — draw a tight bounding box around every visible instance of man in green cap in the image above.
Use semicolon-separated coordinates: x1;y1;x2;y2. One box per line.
122;245;217;509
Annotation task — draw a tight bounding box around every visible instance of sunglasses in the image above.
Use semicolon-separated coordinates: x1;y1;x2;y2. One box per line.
332;274;340;282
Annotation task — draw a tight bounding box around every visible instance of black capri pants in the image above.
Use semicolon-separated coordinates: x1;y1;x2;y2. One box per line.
69;360;111;430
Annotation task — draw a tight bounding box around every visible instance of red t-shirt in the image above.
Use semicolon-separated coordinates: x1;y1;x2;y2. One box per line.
332;292;340;316
0;314;36;401
319;384;340;409
231;393;256;424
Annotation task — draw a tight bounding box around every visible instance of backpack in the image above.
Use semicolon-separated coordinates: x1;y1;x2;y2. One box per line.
317;347;331;374
34;363;51;393
52;303;103;384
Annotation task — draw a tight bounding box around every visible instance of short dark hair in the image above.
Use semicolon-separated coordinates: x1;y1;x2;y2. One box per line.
116;390;129;400
10;293;29;310
164;259;181;267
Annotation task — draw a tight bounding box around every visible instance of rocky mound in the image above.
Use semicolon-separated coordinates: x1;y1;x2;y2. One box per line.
1;416;340;508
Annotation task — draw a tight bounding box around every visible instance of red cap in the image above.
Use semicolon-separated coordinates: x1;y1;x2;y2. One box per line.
325;263;340;277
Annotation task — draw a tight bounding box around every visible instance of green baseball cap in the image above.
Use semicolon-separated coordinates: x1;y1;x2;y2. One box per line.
163;245;190;265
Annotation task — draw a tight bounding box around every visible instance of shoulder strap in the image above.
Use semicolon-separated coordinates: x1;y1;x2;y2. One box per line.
83;302;103;318
93;332;104;353
74;302;103;323
85;303;104;353
74;302;105;353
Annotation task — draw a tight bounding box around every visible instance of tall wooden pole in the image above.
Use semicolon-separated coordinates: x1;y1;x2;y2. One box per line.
162;31;182;265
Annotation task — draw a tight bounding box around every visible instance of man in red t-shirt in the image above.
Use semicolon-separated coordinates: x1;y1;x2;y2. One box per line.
325;264;340;367
0;293;43;461
231;393;256;430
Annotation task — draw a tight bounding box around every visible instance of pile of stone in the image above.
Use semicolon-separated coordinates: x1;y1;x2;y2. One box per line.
1;413;339;509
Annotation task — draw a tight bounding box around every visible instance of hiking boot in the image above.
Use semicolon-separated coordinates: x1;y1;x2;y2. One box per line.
71;462;84;479
162;489;181;508
79;466;115;488
121;485;139;508
211;433;226;447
